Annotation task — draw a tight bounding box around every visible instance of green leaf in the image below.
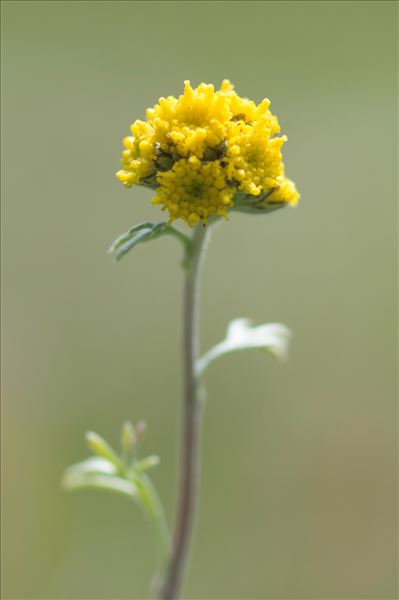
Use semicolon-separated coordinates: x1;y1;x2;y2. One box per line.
130;472;170;561
62;457;117;477
85;431;123;470
196;318;291;378
231;190;286;215
109;221;191;261
134;455;160;474
232;202;285;215
120;421;136;464
62;470;137;498
62;425;170;566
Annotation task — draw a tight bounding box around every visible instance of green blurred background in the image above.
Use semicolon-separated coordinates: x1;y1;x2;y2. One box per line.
2;1;397;598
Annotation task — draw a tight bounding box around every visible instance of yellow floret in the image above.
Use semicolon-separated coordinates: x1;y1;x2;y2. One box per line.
116;79;299;225
153;159;234;226
265;176;300;206
225;120;286;196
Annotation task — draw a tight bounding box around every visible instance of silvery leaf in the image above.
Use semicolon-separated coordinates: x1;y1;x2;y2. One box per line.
196;318;291;378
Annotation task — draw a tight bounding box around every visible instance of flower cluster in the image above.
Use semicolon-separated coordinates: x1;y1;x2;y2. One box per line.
117;80;299;226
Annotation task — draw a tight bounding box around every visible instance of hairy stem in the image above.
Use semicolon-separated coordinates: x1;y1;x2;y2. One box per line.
160;224;209;600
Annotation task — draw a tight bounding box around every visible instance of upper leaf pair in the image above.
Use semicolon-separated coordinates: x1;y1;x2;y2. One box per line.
109;221;191;265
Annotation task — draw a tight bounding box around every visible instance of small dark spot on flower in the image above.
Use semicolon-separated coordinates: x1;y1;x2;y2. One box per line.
232;114;251;124
203;141;227;162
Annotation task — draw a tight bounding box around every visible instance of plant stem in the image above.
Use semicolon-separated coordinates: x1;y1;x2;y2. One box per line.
160;224;209;600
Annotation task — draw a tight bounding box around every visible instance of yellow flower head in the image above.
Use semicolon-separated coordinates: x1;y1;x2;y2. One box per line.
117;80;299;226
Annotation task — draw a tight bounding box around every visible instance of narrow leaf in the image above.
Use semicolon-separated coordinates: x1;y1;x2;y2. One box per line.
110;222;157;251
109;221;190;261
196;318;291;378
62;457;117;478
85;431;123;470
62;471;137;498
134;455;160;474
121;421;136;454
